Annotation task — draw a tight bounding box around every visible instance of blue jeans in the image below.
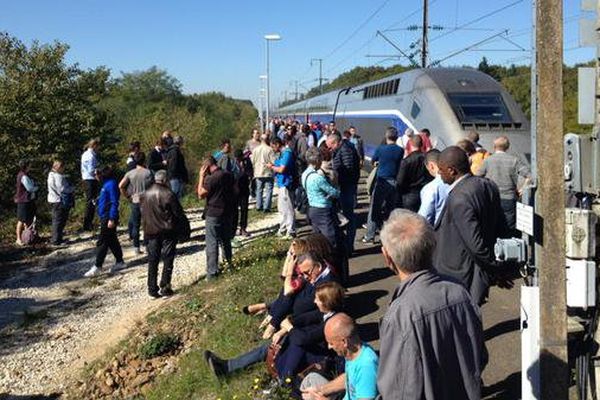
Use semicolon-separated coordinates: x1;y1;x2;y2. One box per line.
308;207;348;283
365;179;397;240
205;215;233;277
339;185;357;255
255;177;274;211
128;203;142;248
170;179;184;200
227;343;269;373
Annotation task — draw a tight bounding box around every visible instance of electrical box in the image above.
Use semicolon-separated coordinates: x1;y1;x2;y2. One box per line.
566;258;596;308
495;238;527;263
565;208;597;258
564;133;595;193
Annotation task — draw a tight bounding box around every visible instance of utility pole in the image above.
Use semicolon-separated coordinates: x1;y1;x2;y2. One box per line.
535;0;569;397
290;80;300;101
311;58;324;94
422;0;428;68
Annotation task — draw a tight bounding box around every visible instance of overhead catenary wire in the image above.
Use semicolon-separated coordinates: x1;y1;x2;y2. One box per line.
429;0;525;43
321;0;392;61
325;0;439;77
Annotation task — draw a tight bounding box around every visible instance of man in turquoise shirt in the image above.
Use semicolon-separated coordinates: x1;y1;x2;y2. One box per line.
301;313;378;400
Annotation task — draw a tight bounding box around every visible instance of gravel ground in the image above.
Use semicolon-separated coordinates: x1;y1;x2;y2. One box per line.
0;205;281;397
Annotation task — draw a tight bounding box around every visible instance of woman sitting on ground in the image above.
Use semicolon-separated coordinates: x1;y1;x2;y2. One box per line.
204;281;345;380
243;234;336;336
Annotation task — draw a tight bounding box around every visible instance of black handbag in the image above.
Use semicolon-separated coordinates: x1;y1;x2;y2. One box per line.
175;213;191;242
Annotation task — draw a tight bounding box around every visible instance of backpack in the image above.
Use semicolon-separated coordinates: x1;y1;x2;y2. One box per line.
21;216;38;245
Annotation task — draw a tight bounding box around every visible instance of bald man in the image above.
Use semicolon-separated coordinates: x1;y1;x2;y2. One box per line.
434;146;507;305
476;135;530;232
301;313;378;400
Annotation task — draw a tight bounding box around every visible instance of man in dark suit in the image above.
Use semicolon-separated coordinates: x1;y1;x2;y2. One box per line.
433;146;507;305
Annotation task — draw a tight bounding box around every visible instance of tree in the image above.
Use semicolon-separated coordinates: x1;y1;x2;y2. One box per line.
0;32;115;208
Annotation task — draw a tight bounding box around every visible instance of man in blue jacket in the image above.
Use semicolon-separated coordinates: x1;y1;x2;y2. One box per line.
84;166;126;277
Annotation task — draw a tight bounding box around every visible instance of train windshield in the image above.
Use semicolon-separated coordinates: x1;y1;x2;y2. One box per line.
447;93;512;123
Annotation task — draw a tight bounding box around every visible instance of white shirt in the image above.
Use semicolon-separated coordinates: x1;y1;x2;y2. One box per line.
448;174;469;193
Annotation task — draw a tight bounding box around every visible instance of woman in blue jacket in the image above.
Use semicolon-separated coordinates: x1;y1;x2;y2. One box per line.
84;166;126;277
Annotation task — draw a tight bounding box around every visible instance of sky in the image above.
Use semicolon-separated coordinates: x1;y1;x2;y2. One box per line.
0;0;592;107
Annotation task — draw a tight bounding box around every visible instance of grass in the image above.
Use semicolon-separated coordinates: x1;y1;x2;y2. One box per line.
69;236;291;400
145;237;289;400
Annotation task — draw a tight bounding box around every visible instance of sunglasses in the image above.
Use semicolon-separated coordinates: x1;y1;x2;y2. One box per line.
300;264;316;279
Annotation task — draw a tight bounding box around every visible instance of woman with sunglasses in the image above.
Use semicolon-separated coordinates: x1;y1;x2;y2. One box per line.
204;281;345;381
243;234;337;338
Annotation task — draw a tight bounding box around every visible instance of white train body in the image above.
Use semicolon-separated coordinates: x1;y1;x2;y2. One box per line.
277;68;530;165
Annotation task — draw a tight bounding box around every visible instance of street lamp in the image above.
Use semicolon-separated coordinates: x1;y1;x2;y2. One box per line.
259;75;267;132
264;34;281;134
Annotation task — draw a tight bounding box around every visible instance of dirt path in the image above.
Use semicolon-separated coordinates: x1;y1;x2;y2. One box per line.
0;206;280;397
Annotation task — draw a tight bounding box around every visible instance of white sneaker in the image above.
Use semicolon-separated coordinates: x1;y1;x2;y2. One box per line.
110;262;126;274
84;266;101;277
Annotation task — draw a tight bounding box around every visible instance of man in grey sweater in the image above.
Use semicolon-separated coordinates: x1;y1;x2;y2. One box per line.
377;209;486;400
476;135;530;231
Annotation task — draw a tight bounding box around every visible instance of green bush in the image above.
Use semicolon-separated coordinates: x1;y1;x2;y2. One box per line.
138;333;181;359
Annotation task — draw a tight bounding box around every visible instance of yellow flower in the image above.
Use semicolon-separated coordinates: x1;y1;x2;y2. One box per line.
253;384;259;390
285;377;292;383
254;378;260;383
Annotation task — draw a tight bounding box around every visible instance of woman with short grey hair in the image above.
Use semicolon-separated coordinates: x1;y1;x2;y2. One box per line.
301;147;348;283
47;160;74;245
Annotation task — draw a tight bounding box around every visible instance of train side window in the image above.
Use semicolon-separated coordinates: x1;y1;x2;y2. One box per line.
393;79;400;94
411;102;421;119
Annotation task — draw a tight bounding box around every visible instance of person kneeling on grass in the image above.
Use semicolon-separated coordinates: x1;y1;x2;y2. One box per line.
300;313;379;400
84;166;126;277
204;281;345;381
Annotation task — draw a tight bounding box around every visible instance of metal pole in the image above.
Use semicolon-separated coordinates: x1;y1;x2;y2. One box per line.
265;39;270;135
319;60;323;94
422;0;428;68
311;58;324;94
535;0;568;398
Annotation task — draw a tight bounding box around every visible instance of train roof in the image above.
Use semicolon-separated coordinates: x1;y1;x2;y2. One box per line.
277;67;508;114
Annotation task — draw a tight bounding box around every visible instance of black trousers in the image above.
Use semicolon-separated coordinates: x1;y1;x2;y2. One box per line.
83;180;98;230
308;207;348;284
51;203;69;244
96;219;123;268
238;192;249;231
401;191;421;212
146;234;177;295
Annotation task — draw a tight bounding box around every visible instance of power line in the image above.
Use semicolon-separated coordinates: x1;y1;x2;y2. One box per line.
325;0;438;77
322;0;392;61
430;0;525;43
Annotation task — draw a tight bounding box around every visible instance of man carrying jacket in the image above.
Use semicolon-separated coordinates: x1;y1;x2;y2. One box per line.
326;131;360;255
141;170;187;298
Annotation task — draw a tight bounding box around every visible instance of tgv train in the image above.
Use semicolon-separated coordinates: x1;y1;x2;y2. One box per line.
276;68;531;164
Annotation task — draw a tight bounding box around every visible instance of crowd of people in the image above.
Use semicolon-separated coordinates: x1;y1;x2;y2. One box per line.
12;117;531;398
